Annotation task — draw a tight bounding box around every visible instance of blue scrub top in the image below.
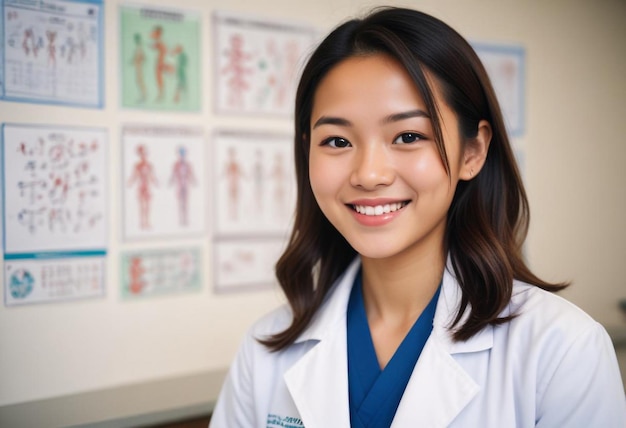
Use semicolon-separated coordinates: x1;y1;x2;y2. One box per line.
347;271;441;428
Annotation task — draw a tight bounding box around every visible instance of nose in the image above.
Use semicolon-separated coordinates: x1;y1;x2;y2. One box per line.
349;143;395;189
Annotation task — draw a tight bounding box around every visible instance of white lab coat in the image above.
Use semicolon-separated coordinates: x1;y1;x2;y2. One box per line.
210;258;626;427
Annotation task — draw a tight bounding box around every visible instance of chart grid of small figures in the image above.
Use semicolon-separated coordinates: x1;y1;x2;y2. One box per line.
1;0;103;106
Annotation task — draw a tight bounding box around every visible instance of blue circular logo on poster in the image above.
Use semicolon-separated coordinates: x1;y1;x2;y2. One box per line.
10;269;35;299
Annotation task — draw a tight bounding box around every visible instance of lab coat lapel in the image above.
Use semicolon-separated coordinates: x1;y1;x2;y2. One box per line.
283;259;360;428
391;265;490;427
284;323;351;428
390;337;480;427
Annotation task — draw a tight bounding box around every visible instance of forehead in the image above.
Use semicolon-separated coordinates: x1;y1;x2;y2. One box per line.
310;53;448;123
323;54;412;84
318;54;417;96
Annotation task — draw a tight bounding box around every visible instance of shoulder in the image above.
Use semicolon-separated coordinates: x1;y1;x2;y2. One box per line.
504;283;626;425
490;281;619;384
503;281;618;389
504;281;607;354
226;304;294;367
507;281;599;336
237;303;318;368
247;303;294;343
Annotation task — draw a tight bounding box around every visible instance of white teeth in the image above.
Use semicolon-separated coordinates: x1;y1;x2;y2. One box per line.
353;202;407;216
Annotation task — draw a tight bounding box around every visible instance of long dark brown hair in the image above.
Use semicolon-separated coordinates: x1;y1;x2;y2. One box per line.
261;7;567;350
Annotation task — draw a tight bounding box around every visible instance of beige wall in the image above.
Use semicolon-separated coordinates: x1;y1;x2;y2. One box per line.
0;0;624;410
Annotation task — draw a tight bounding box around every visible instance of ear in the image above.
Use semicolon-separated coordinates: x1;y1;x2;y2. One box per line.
459;120;491;181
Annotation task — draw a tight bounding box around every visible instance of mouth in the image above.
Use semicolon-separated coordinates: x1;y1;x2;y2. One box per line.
350;201;410;216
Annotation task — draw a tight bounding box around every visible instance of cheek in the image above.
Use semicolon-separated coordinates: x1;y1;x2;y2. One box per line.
308;155;335;201
401;152;448;190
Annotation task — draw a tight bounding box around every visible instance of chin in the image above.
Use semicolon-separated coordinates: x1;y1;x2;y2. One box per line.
348;241;404;260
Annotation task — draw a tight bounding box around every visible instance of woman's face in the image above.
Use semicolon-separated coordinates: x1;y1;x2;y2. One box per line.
308;54;471;261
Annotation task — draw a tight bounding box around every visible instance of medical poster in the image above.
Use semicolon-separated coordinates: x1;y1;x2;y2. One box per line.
122;125;206;240
2;123;107;254
2;123;107;306
0;0;104;107
4;256;105;306
212;130;295;237
120;247;201;298
214;238;285;292
119;3;201;111
212;10;317;116
212;130;294;291
474;43;525;137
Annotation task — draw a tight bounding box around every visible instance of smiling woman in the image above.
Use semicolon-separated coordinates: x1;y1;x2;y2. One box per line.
209;7;626;427
306;54;489;371
308;54;487;273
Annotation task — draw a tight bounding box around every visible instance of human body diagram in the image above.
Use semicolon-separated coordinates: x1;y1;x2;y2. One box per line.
121;5;200;110
213;11;317;115
131;33;147;102
214;133;295;236
123;127;205;239
169;146;197;226
149;25;174;102
127;144;159;230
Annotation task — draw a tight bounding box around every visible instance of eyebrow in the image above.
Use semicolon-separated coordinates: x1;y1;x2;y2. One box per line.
312;116;352;129
312;109;430;129
383;109;430;123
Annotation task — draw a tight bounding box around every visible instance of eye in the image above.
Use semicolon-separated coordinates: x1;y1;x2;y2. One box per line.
321;137;351;148
393;132;422;145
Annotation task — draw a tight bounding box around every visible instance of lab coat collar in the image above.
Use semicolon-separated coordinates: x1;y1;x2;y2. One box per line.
432;264;494;354
292;257;361;344
285;257;491;427
293;257;494;353
284;259;358;427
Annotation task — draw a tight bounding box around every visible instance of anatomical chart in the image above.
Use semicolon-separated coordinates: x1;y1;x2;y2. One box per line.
2;124;107;305
119;4;201;111
0;0;104;107
212;130;295;291
212;10;317;116
120;247;201;299
122;125;206;240
214;238;286;292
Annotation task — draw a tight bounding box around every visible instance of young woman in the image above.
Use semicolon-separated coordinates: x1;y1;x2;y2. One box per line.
210;7;625;427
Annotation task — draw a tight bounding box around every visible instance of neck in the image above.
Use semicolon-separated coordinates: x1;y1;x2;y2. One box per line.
360;246;445;324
